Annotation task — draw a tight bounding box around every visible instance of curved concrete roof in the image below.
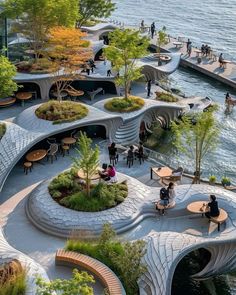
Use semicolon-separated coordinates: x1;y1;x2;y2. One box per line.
25;171;236;295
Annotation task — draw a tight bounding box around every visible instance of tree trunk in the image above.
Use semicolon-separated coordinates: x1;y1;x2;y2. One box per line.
86;173;90;197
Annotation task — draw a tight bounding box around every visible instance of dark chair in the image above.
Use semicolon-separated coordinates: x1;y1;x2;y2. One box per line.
47;143;58;164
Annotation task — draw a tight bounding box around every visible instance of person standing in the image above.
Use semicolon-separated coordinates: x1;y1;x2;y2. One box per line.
186;39;191;53
147;79;152;97
107;69;112;77
187;42;192;57
150;22;155;39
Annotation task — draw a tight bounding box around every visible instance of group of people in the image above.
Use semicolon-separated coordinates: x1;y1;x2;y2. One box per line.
157;183;220;219
99;163;117;183
127;142;145;166
201;44;211;56
84;59;96;75
140;20;156;39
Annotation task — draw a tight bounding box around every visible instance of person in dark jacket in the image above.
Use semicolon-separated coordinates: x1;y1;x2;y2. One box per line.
150;22;155;38
205;195;220;218
147;79;152;97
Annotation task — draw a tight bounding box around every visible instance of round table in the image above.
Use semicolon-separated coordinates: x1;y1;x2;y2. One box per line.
152;167;173;182
16;92;32;106
187;201;209;214
66;89;84;100
160;55;171;62
62;137;76;145
77;169;101;180
26;149;47;162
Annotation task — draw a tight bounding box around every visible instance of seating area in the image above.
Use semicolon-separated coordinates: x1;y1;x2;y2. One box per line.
55;249;124;295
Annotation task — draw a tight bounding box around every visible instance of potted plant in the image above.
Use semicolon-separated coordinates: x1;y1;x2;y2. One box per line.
209;175;216;185
221;176;231;188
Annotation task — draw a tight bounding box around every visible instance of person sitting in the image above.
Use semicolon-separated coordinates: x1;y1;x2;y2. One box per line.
99;165;117;182
108;142;119;164
135;141;144;164
205;194;220;219
156;186;170;215
172;167;183;177
167;182;176;205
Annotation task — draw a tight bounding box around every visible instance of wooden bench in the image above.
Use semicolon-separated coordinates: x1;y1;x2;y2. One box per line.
55;249;124;295
210;209;228;231
0;97;16;107
87;87;104;101
154;200;176;215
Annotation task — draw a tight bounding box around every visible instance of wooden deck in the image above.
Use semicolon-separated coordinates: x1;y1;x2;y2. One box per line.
149;34;236;89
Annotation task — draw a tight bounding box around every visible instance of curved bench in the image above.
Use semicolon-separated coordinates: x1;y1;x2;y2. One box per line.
210;209;228;231
55;249;125;295
155;200;176;215
0;97;16;107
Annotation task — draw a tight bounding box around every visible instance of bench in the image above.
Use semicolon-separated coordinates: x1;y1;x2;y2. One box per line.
0;97;16;107
87;87;104;101
55;249;124;295
210;209;228;231
154;200;176;215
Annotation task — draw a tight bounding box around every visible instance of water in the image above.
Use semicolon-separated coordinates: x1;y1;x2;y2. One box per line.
112;0;236;184
112;1;236;293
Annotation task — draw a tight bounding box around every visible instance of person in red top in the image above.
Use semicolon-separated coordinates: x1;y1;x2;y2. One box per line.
99;165;116;182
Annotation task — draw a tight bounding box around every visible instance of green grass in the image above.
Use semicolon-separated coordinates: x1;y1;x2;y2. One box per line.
35;100;88;124
65;226;146;295
104;96;145;112
156;92;178;102
0;123;6;139
0;264;26;295
48;169;128;211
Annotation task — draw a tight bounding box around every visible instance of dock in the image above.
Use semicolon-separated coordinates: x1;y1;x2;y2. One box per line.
119;22;236;90
149;35;236;90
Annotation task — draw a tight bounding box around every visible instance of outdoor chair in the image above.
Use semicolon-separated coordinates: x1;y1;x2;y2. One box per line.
71;130;80;140
126;156;134;168
47;143;58;164
163;167;184;184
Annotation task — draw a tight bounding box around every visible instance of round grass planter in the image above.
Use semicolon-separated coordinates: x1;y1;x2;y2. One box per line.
48;169;128;212
104;96;145;113
35;100;88;124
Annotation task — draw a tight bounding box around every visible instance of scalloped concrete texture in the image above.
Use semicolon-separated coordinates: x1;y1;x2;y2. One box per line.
25;174;236;295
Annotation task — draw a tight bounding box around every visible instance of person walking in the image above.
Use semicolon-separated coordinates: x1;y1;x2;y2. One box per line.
146;79;152;97
150;22;155;39
107;69;112;77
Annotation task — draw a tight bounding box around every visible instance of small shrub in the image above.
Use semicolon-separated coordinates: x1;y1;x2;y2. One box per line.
221;176;231;186
65;224;146;295
0;123;6;139
0;261;26;295
35;100;88;124
156;92;178;102
209;175;216;183
104;96;145;112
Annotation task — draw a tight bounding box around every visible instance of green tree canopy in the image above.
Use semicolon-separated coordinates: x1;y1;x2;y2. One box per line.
104;28;149;99
73;132;100;197
77;0;116;27
36;269;94;295
1;0;78;60
0;55;18;98
171;108;220;183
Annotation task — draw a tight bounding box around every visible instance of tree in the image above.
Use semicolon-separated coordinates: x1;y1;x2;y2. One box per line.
112;240;147;294
156;26;168;65
1;0;78;61
73;132;100;197
171;108;220;183
104;29;149;99
0;55;18;99
77;0;116;27
36;269;95;295
43;26;91;101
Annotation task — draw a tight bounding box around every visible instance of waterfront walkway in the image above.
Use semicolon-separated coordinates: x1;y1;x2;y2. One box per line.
117;21;236;89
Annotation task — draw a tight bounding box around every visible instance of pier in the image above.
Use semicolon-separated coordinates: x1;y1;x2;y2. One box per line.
149;35;236;90
119;22;236;90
